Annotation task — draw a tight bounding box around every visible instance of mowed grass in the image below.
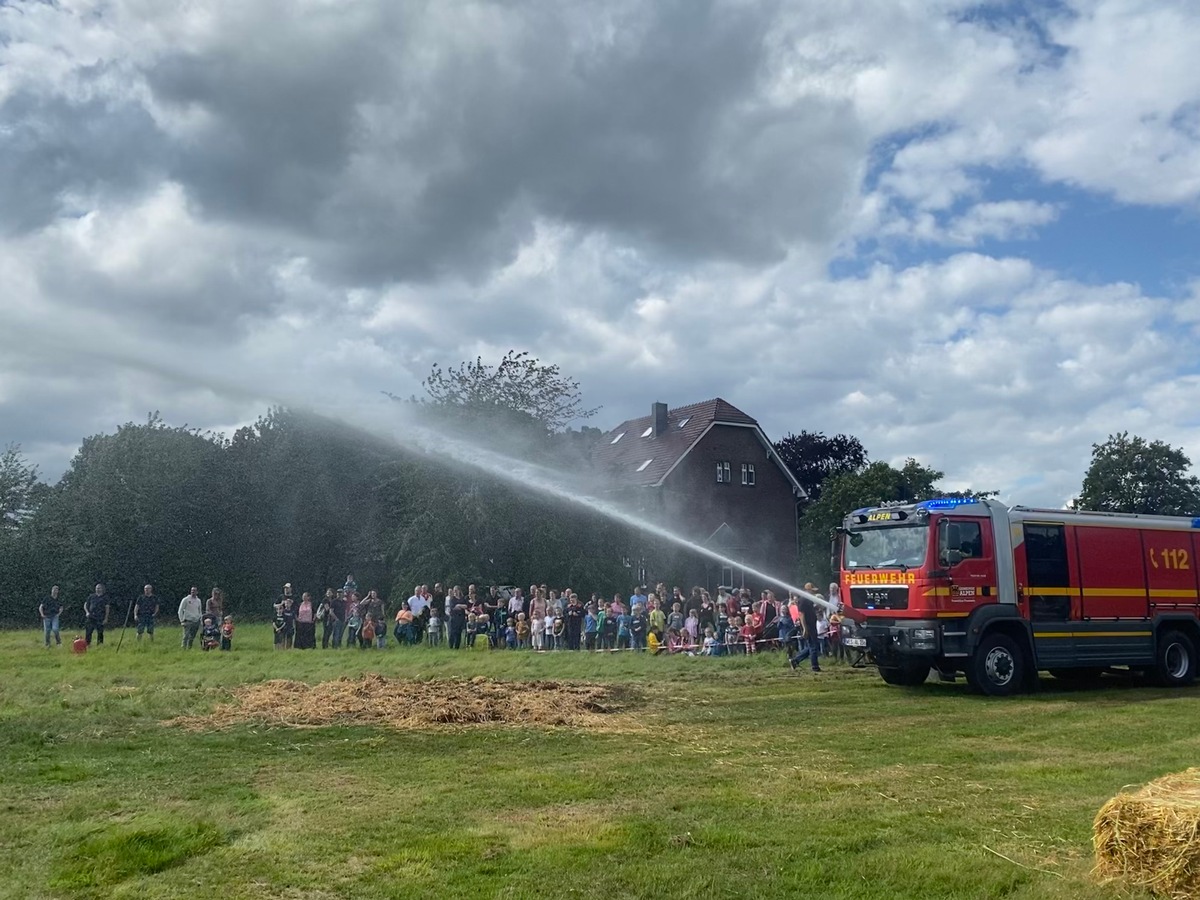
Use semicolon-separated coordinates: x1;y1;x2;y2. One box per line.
2;626;1197;899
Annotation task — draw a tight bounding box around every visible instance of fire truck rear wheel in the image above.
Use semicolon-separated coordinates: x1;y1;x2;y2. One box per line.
878;663;930;687
1155;629;1197;687
970;632;1025;696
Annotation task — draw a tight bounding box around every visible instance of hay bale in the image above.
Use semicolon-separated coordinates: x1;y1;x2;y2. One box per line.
1094;768;1200;899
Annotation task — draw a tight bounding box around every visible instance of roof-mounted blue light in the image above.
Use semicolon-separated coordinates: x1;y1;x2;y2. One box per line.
1192;517;1200;529
919;497;980;511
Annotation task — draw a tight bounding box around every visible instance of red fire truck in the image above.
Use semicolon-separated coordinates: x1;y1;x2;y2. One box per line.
836;498;1200;695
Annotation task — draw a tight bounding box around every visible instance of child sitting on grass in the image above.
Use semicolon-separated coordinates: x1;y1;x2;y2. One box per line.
701;626;718;656
360;614;377;649
647;629;662;654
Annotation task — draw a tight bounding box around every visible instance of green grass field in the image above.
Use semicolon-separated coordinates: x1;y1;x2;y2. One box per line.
2;625;1195;899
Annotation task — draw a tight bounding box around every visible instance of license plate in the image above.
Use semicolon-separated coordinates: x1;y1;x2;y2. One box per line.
844;636;867;648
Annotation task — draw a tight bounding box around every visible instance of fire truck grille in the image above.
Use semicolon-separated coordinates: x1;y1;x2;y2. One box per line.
849;585;909;610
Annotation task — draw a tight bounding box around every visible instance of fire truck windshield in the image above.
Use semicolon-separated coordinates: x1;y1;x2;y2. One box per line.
844;524;930;569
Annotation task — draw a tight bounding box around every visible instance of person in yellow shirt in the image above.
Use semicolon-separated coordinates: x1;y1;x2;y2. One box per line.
647;630;662;654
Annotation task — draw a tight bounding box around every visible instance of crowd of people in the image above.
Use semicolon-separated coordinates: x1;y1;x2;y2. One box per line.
34;575;855;671
267;576;855;670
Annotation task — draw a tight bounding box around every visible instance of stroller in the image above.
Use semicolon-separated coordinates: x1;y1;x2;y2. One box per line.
200;613;221;651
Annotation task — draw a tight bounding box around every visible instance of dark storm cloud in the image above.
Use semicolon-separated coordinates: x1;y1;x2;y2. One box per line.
131;0;865;285
0;87;166;235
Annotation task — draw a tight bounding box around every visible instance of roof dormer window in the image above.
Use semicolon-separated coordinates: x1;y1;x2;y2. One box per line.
637;459;653;472
611;432;625;444
677;417;690;428
641;426;653;438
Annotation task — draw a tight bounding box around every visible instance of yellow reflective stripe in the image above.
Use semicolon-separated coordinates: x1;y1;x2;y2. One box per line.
1150;589;1200;599
935;612;969;618
1081;588;1146;597
923;587;951;597
1034;631;1152;639
1023;586;1074;596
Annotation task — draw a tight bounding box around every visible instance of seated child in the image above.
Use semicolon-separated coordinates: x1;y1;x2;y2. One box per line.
701;626;718;656
220;615;234;651
360;614;377;649
665;626;683;654
201;613;220;651
647;629;662;654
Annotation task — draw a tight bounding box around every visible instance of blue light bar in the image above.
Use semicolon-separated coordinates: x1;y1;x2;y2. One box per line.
918;497;980;511
1192;517;1200;529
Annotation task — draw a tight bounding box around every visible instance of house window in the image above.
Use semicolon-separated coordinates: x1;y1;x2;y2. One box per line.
677;417;690;428
636;459;653;472
716;461;731;483
720;565;734;588
610;432;625;444
641;426;653;437
742;463;755;486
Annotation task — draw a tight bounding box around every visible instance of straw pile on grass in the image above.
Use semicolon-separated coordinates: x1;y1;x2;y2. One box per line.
1094;768;1200;899
168;673;640;732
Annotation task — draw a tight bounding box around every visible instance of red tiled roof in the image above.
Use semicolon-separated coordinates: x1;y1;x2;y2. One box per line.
593;398;760;487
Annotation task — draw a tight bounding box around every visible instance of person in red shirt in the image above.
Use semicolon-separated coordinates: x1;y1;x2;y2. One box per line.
740;617;757;654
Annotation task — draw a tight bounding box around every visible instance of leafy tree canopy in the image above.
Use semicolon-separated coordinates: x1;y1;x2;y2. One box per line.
419;351;598;433
0;444;43;532
1076;431;1200;516
773;431;868;502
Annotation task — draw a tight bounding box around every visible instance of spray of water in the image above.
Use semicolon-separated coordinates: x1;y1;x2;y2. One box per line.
13;331;837;612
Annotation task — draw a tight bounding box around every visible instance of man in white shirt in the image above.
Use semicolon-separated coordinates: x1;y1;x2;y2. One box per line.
178;586;203;650
508;588;524;617
407;586;428;618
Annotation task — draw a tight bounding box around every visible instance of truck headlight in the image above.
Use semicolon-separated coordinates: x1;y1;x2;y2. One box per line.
913;629;936;640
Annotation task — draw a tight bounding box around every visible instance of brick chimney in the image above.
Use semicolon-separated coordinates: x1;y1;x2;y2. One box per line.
652;401;668;437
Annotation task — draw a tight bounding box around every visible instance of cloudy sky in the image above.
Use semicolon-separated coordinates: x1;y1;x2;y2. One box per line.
2;0;1199;506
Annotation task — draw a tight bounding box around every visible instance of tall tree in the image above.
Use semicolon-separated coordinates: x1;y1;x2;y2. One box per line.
773;431;868;502
0;444;42;532
1077;432;1200;516
418;350;599;432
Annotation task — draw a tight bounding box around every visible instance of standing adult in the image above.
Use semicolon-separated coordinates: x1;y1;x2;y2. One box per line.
448;588;468;650
788;594;821;673
507;588;524;622
206;587;224;621
363;590;387;649
40;585;63;648
135;584;160;642
178;586;202;649
318;588;339;649
280;596;296;650
83;584;110;646
295;592;317;649
565;593;584;651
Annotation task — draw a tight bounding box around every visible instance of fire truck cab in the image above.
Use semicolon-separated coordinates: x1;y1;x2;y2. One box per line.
837;498;1200;695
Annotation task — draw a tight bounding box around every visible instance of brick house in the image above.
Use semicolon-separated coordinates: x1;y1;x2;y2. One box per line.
592;398;806;593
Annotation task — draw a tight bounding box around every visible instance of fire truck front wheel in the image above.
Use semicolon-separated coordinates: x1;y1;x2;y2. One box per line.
1155;629;1197;687
968;632;1026;696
